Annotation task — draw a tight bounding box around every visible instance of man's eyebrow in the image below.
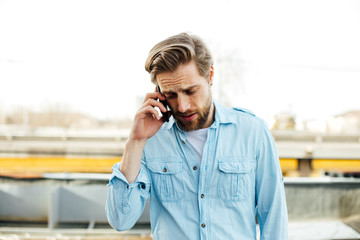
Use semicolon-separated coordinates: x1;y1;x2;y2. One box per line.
183;85;199;91
161;90;174;95
162;85;199;94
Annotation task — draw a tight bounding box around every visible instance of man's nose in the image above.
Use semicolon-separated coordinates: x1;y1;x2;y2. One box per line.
177;95;191;113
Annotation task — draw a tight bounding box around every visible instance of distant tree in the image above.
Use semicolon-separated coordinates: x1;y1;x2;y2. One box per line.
273;111;296;130
4;102;132;129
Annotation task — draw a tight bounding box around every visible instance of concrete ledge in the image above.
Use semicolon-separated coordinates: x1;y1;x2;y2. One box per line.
284;176;360;184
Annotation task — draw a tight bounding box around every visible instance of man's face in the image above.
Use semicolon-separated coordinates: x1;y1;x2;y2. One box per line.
157;61;214;131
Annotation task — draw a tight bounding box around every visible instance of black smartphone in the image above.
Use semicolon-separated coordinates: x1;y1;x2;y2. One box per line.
157;85;171;122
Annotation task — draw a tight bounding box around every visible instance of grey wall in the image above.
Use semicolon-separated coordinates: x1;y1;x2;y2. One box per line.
1;177;360;228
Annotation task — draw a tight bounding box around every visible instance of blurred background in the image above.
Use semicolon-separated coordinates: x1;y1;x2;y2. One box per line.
0;0;360;239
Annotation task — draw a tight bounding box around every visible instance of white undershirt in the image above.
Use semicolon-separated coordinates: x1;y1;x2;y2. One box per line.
185;128;209;163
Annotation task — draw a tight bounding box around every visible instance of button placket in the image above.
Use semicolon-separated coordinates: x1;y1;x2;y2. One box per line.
198;127;216;238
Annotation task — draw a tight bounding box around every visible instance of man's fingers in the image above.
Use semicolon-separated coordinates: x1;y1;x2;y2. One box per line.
143;98;167;112
139;106;161;120
143;92;165;103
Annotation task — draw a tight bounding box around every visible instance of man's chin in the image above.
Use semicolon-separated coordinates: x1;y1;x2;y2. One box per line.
175;118;208;131
174;118;199;131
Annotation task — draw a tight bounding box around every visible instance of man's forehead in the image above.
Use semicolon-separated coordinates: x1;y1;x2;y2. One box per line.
157;72;202;92
157;74;187;88
156;60;205;91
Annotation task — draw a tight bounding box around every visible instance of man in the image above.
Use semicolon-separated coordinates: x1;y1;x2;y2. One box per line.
106;33;288;239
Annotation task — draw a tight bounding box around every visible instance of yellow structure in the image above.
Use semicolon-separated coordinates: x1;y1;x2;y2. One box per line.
1;156;360;178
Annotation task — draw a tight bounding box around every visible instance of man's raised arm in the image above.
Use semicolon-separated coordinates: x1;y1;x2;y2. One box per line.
105;90;167;231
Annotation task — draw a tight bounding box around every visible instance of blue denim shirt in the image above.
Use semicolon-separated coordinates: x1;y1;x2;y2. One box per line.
106;100;288;240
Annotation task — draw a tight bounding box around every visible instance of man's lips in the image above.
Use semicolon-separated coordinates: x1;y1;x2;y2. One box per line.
182;113;196;121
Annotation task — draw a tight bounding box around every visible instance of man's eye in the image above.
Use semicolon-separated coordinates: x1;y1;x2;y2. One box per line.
165;93;176;99
186;89;197;95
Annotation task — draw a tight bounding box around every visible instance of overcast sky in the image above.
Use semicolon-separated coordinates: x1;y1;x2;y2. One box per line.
1;0;359;124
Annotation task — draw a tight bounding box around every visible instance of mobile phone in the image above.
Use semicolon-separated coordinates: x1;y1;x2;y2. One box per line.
157;85;172;122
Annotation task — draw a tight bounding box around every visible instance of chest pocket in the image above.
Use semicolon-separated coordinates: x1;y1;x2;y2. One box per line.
147;160;184;202
217;160;255;202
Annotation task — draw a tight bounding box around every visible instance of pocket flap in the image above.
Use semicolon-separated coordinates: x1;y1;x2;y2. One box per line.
147;161;182;174
218;161;255;173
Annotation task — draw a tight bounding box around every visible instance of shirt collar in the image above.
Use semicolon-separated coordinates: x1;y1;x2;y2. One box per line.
213;99;237;127
162;99;236;131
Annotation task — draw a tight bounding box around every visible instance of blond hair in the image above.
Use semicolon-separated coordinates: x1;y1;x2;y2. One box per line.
145;33;213;84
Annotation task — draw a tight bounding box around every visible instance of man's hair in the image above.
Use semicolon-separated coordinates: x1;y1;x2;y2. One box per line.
145;33;213;84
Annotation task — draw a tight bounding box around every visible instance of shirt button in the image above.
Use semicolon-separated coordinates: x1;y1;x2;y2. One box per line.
163;168;167;172
182;140;186;144
193;166;197;170
201;223;206;228
201;194;204;198
141;184;146;189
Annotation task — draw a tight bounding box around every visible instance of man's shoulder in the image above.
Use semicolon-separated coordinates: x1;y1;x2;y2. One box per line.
223;105;267;129
219;103;257;120
214;101;264;127
215;100;255;119
232;107;256;117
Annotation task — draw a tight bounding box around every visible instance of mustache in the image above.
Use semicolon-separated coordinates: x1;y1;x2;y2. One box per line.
174;111;196;117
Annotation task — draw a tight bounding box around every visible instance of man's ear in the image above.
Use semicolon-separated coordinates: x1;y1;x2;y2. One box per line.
209;66;214;86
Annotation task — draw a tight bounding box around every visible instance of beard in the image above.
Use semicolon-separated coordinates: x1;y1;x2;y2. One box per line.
172;91;213;131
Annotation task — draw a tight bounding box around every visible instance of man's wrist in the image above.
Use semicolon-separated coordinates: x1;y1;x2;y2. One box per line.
125;137;147;149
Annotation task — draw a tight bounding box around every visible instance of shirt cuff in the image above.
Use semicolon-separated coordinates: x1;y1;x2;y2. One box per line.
108;162;149;189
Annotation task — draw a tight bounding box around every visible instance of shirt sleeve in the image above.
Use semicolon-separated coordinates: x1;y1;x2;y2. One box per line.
105;160;151;231
255;121;288;239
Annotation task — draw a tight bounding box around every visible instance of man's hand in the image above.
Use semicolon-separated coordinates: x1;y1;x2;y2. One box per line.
129;91;168;142
120;89;168;183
